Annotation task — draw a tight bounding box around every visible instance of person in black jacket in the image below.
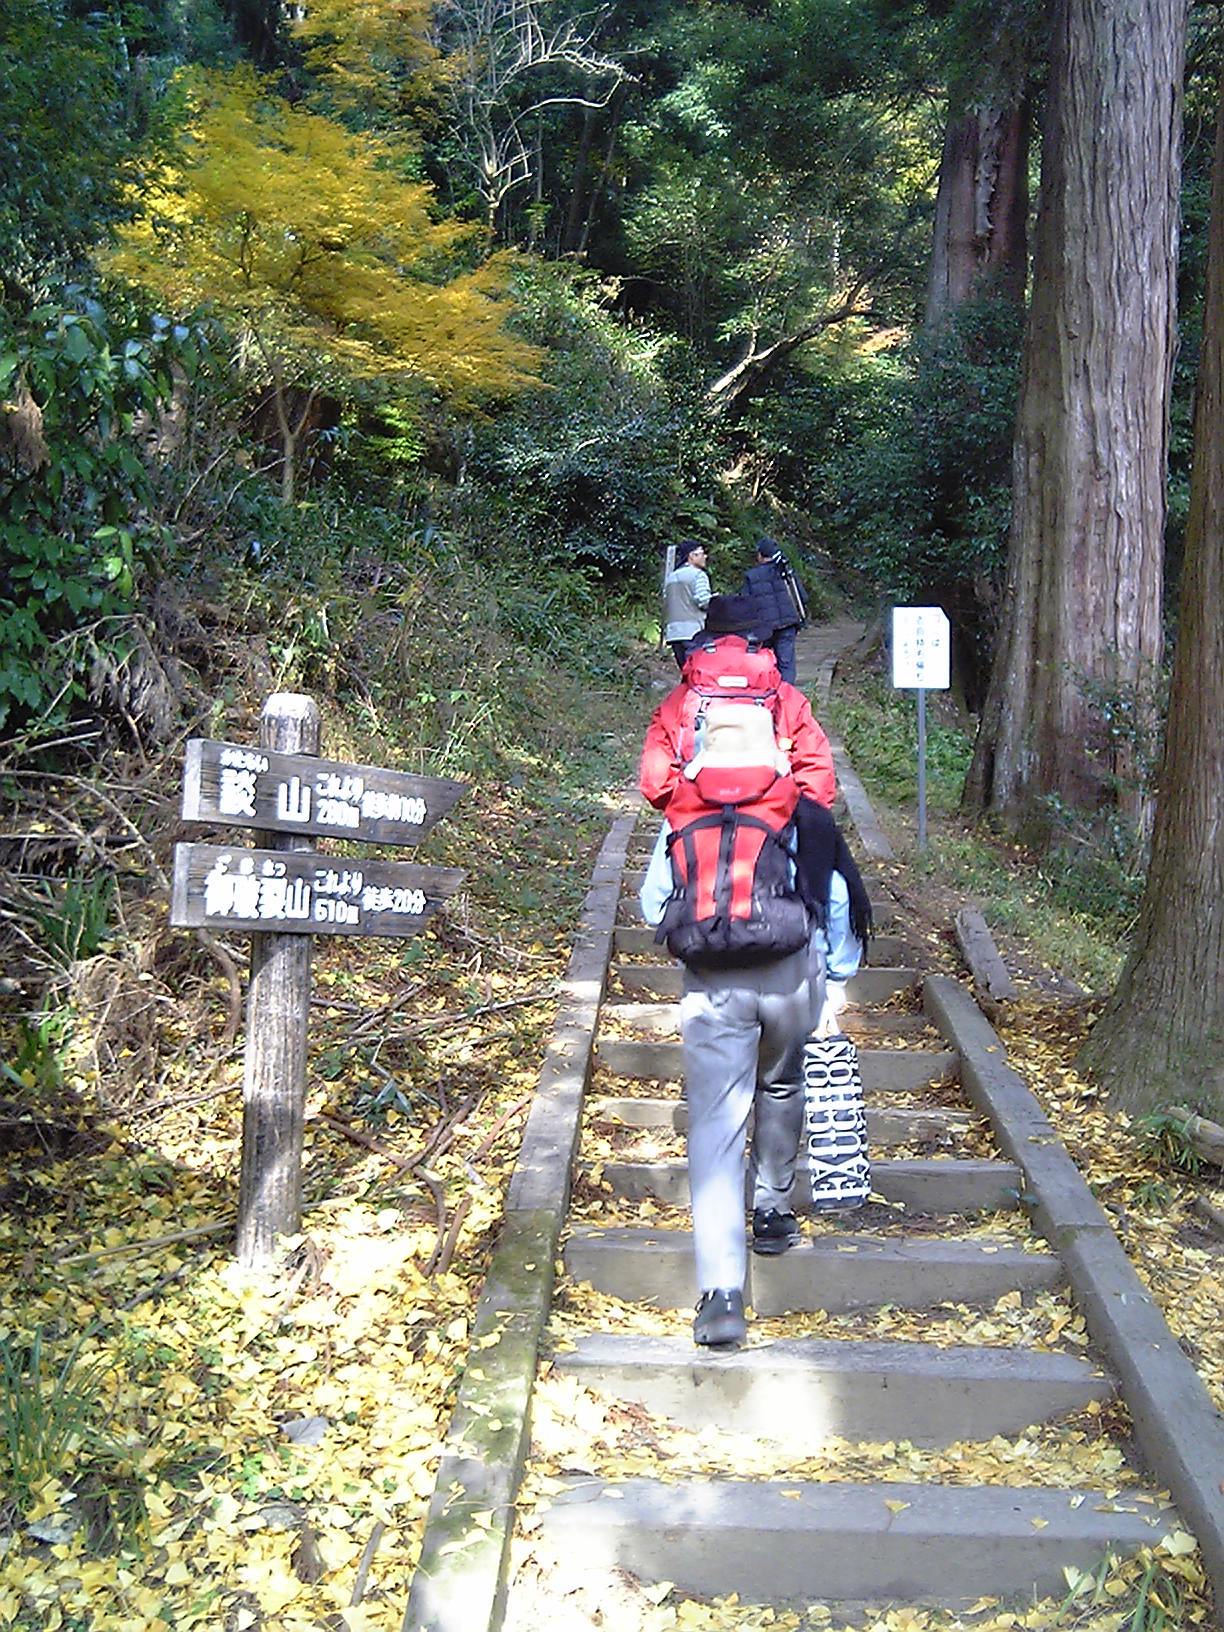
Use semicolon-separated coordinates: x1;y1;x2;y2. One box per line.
740;537;807;684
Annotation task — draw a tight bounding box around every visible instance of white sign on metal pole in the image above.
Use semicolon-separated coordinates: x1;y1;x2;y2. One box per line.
891;607;951;853
891;606;951;691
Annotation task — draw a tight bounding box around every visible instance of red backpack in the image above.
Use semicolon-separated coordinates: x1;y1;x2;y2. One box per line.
657;640;811;968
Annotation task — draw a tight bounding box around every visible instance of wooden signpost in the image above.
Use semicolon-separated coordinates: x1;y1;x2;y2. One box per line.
180;737;465;845
170;694;466;1267
171;846;463;937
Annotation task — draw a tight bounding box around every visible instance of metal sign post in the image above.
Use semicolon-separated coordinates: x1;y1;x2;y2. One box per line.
891;607;951;853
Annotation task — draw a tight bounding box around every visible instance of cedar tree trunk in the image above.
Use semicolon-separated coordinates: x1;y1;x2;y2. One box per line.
1078;80;1224;1119
962;0;1187;825
925;96;1030;326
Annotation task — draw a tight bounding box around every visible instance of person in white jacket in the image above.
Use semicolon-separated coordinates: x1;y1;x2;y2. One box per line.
662;540;712;668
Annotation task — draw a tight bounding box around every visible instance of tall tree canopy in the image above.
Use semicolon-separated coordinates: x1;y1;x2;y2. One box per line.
0;0;137;272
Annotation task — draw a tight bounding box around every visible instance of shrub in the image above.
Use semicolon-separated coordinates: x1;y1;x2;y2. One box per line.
0;287;206;733
467;261;718;572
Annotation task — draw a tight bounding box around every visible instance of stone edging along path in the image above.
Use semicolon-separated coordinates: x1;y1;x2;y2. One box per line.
402;805;638;1632
924;976;1224;1598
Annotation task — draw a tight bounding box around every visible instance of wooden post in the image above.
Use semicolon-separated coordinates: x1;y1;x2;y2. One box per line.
236;693;321;1267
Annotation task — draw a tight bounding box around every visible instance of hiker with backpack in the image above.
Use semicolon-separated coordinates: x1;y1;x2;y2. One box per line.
740;537;808;685
636;594;865;1348
639;594;835;815
662;538;713;670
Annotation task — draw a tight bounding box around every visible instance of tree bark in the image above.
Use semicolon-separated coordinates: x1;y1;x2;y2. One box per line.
925;96;1030;327
561;104;596;256
236;694;321;1266
1078;79;1224;1120
962;0;1187;825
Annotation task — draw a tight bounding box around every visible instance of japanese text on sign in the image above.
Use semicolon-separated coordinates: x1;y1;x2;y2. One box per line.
891;606;951;690
215;752;428;831
182;739;462;844
200;852;427;927
170;842;463;939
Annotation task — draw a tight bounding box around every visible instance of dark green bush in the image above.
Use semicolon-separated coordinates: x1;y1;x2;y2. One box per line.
748;297;1024;699
0;290;206;733
468;261;718;573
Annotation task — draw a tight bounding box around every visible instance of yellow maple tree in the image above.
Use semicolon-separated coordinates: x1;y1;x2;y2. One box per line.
106;64;539;499
291;0;439;114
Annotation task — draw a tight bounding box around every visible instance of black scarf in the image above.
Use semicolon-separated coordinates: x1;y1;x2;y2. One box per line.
793;797;873;949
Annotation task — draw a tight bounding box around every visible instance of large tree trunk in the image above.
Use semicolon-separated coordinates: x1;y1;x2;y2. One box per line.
561;104;596;256
925;96;1030;326
962;0;1187;825
1078;79;1224;1120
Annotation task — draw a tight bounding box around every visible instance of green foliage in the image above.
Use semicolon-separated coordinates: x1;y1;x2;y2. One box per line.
828;677;972;814
609;0;935;349
471;261;712;570
0;2;135;267
1058;1550;1189;1632
918;827;1130;993
1037;800;1146;931
219;493;642;779
31;875;115;967
1136;1112;1204;1176
0;1326;127;1531
0;1008;72;1097
830;677;1134;991
794;299;1024;687
1020;660;1168;925
0;290;204;733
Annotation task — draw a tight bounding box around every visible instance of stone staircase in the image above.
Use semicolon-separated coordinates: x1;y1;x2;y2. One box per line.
503;841;1177;1618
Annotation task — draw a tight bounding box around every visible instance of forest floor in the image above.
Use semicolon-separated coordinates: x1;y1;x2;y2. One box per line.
0;625;1221;1632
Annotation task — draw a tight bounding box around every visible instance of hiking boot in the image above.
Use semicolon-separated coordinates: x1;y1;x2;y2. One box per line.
752;1207;800;1255
693;1288;746;1347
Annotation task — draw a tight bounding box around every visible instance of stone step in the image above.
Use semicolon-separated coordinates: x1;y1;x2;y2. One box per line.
613;926;910;964
615;964;917;1003
538;1478;1170;1607
596;1039;956;1092
556;1334;1114;1446
613;923;665;956
592;1099;973;1147
866;934;908;965
599;1156;1024;1215
602;999;932;1043
564;1228;1062;1313
847;967;920;1004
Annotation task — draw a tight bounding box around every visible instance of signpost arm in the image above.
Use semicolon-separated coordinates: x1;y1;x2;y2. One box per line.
916;686;928;853
236;693;321;1267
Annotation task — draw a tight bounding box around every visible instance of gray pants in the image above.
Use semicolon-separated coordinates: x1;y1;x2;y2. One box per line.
680;938;825;1293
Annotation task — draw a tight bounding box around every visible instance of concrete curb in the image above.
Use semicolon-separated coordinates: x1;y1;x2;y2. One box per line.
402;807;638;1632
924;974;1224;1600
830;734;896;862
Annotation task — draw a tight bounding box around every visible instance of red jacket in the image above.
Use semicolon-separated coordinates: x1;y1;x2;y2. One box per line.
638;635;837;811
